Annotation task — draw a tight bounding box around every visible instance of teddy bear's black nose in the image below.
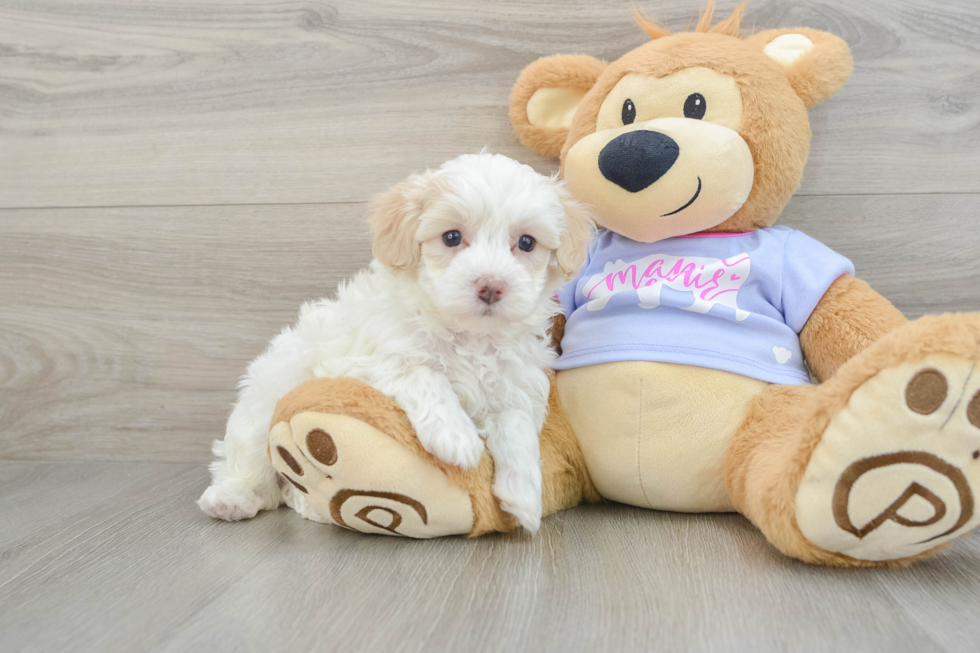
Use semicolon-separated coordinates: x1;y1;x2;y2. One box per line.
598;130;680;193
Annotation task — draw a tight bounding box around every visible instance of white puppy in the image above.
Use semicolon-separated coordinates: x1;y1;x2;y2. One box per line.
198;152;593;531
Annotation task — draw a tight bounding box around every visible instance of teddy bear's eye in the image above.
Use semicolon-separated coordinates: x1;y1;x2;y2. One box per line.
622;98;636;125
684;93;706;120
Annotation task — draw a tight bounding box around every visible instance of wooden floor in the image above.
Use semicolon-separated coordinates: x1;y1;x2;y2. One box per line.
2;1;980;651
2;461;980;653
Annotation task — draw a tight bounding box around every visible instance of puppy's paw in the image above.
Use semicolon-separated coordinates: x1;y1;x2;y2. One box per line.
416;414;485;469
198;481;263;521
493;464;543;533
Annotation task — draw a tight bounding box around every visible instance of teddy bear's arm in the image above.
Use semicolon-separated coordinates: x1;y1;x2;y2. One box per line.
799;275;907;382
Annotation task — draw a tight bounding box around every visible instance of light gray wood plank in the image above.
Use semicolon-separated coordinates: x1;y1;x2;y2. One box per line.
873;544;980;653
1;461;978;653
2;194;978;462
0;462;294;652
0;203;373;462
1;0;978;209
781;193;980;314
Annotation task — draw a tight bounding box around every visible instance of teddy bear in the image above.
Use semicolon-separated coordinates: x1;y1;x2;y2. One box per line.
267;4;980;567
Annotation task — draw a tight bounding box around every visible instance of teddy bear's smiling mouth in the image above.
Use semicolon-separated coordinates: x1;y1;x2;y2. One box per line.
661;176;702;217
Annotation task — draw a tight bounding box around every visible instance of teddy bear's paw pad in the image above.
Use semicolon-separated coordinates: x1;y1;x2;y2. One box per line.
270;412;474;538
796;356;980;561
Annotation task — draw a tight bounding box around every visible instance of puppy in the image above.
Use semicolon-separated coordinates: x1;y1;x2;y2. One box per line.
198;152;594;531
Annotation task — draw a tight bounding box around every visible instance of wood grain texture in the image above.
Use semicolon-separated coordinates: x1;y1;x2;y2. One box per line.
2;195;978;462
0;203;374;461
1;0;979;208
0;461;978;653
2;2;979;650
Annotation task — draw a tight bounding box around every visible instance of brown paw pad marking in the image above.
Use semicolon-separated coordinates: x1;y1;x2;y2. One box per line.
329;490;427;535
284;476;308;494
968;390;980;429
274;445;312;491
307;428;338;466
832;451;973;543
905;368;948;415
276;446;303;476
355;506;403;532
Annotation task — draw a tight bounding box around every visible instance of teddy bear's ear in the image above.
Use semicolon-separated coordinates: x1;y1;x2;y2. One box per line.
746;28;853;109
510;54;607;157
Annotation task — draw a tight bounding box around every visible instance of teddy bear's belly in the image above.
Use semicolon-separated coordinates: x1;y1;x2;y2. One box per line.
557;361;767;512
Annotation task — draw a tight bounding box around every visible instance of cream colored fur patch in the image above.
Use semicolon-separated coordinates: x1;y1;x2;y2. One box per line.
764;34;814;68
557;361;765;512
527;87;587;130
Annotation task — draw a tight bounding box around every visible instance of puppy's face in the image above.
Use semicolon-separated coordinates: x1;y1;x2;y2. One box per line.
370;153;594;331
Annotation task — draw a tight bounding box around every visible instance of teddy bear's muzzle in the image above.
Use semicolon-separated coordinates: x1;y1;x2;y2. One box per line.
564;117;754;243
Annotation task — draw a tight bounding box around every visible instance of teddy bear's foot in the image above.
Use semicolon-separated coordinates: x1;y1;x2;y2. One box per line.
269;379;475;538
796;345;980;561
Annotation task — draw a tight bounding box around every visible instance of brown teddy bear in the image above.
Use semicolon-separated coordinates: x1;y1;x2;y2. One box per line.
268;5;980;566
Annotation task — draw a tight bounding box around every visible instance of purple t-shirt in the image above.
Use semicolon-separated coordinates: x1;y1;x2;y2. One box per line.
555;226;854;385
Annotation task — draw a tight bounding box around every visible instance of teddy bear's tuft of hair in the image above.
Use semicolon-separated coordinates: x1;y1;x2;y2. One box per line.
631;1;748;41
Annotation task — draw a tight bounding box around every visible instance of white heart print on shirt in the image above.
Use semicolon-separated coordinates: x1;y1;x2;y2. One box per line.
773;346;792;364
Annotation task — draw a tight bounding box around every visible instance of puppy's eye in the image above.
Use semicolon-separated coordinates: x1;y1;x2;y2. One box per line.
622;98;636;125
442;230;463;247
683;93;706;120
517;235;536;252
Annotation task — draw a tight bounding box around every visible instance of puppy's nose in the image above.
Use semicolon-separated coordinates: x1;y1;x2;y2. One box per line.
598;130;679;193
476;277;506;305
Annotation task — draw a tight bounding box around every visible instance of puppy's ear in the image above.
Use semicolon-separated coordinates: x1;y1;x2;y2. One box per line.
369;171;439;272
510;55;607;158
747;28;853;109
552;181;596;282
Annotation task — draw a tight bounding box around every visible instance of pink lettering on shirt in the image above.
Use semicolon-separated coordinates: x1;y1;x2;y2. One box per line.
584;252;752;321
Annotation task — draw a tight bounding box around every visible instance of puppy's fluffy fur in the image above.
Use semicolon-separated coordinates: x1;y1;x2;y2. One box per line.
199;152;594;531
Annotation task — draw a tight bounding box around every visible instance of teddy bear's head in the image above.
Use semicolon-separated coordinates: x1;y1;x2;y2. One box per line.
510;4;853;243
